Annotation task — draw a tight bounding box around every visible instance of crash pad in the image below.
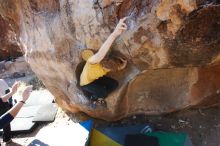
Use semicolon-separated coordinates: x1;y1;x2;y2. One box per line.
16;105;40;118
145;132;194;146
15;90;54;107
125;134;159;146
8;118;37;134
89;124;154;146
32;104;58;122
31;120;93;146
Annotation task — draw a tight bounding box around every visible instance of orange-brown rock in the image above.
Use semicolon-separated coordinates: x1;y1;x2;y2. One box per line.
0;14;22;61
0;0;219;121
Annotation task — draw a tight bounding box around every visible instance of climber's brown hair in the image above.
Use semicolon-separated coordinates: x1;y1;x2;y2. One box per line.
81;49;127;71
100;52;127;71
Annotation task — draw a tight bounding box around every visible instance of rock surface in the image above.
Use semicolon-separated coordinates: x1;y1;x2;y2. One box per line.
0;4;22;61
0;0;219;121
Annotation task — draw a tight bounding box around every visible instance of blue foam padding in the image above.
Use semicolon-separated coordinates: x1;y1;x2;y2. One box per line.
80;120;93;132
97;124;154;145
79;120;93;146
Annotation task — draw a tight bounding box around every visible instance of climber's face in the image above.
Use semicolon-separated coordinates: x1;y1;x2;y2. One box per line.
81;49;94;61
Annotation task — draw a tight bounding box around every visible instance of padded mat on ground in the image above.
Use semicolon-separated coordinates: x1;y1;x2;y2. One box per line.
13;90;54;107
145;132;194;146
89;124;154;146
28;120;93;146
7;118;37;134
125;134;159;146
32;104;58;122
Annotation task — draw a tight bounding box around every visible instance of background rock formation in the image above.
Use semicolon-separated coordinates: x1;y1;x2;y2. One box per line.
0;0;219;121
0;57;32;78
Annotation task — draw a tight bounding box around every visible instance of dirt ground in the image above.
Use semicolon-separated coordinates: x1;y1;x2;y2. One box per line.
0;106;219;146
155;108;220;146
92;107;220;146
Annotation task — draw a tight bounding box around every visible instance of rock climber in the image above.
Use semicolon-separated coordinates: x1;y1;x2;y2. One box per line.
80;17;128;106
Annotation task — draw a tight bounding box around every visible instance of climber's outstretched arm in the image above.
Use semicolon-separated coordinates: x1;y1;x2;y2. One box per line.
88;17;127;64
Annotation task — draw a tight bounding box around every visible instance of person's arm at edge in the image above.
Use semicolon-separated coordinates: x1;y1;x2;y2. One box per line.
0;102;24;129
88;17;128;64
1;91;14;102
10;86;32;117
0;86;32;129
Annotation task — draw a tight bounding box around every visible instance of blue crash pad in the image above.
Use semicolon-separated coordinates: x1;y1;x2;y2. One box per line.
90;124;154;146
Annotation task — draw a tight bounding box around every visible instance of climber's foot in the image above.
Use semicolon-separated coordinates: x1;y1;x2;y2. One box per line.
97;98;107;107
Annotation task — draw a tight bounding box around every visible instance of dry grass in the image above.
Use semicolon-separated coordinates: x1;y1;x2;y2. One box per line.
28;76;45;90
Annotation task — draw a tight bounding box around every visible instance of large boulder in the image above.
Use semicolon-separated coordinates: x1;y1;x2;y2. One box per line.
0;0;219;121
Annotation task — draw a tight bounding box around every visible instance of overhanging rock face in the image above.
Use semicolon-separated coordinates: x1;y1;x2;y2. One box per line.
0;0;219;121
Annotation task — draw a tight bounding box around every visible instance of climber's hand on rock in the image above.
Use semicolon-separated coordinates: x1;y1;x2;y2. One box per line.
112;17;128;37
